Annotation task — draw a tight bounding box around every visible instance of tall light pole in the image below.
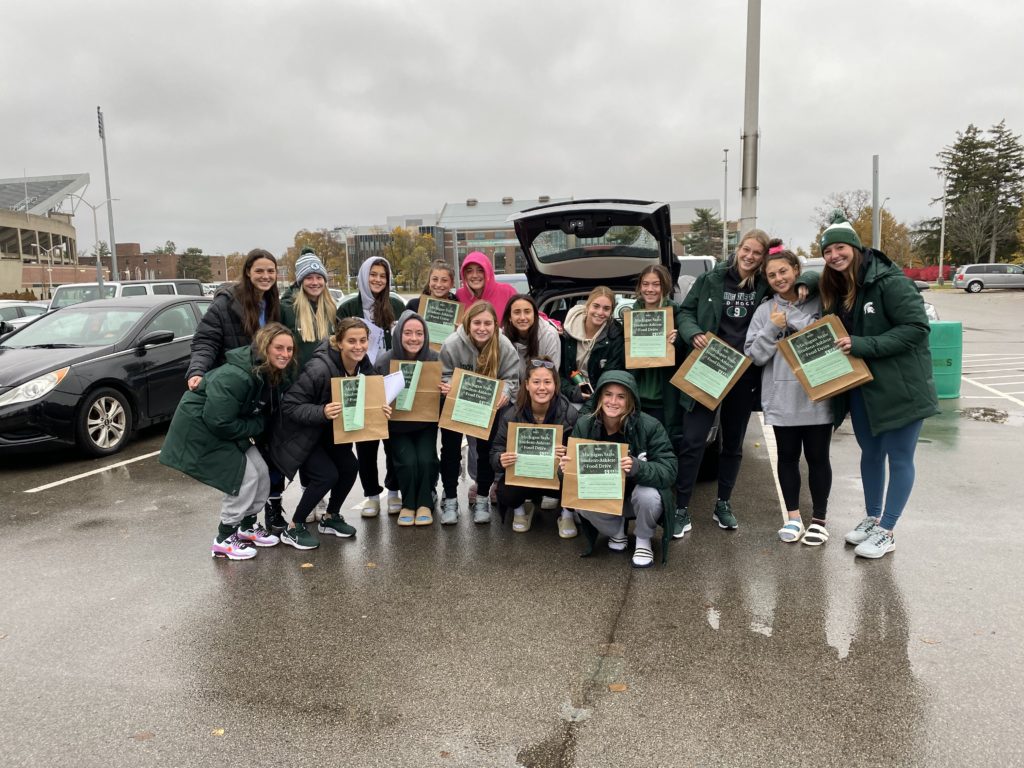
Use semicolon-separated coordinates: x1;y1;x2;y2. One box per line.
739;0;761;233
937;178;947;286
66;193;117;291
722;149;729;260
31;244;63;298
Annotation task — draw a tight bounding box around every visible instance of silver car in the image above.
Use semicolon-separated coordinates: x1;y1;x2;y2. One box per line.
952;263;1024;293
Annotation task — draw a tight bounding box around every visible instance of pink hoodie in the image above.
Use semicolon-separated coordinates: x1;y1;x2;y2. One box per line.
455;251;518;320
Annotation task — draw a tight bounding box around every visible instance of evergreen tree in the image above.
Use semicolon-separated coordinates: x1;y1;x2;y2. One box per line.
685;208;723;256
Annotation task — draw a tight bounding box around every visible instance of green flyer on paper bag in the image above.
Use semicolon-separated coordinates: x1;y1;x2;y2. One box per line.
422;297;461;347
395;361;422;412
451;372;498;429
630;309;667;358
789;323;854;388
684;337;745;399
341;376;366;431
514;425;557;479
576;442;623;500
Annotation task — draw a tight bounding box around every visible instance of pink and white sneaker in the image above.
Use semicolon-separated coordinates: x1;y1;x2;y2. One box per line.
237;524;280;547
211;532;257;560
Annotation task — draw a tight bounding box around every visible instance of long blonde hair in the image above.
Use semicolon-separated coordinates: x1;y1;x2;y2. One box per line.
293;285;337;343
462;300;501;378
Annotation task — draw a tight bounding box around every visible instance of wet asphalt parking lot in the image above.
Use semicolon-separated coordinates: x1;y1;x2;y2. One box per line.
2;288;1023;767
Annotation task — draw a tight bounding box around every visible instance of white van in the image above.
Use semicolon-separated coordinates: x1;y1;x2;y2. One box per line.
50;280;204;310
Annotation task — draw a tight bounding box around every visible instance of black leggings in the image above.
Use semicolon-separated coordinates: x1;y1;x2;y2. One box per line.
295;436;360;523
772;423;833;519
440;428;494;501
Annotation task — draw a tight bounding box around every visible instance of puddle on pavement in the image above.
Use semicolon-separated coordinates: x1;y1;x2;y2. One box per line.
958;407;1009;424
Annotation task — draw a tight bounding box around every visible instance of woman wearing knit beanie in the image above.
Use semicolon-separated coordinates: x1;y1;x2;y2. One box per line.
281;247;337;368
817;211;938;559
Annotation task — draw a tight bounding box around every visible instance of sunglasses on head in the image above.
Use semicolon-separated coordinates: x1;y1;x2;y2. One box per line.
529;359;556;369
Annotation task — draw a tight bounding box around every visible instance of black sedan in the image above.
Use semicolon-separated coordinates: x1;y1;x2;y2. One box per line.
0;295;211;456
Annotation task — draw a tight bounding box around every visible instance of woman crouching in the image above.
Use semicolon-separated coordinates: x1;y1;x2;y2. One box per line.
560;371;677;568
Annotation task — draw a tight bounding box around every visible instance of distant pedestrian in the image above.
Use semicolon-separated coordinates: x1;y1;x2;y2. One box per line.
745;240;833;545
160;322;296;560
817;212;939;559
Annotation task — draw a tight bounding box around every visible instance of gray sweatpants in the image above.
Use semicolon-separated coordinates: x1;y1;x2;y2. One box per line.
579;485;663;539
219;446;271;527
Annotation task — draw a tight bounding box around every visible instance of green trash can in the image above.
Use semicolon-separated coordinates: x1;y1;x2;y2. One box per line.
928;321;962;399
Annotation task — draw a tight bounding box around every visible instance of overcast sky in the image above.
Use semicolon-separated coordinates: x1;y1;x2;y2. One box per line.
5;0;1022;257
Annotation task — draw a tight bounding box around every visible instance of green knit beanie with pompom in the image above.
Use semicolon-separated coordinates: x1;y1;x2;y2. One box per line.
819;210;862;252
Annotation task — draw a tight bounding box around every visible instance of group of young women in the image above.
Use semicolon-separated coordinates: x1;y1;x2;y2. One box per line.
160;213;938;566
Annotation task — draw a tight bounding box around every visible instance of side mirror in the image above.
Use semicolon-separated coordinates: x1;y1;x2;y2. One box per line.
136;330;175;348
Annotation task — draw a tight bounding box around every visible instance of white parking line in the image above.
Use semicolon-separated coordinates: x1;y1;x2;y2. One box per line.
24;450;161;494
961;377;1024;408
756;413;788;525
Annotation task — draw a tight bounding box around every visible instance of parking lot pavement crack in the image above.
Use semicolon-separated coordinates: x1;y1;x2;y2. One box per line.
515;570;636;768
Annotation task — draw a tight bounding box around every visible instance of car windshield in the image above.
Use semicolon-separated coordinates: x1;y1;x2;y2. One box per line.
678;259;714;277
530;225;660;264
51;285;118;309
2;306;145;348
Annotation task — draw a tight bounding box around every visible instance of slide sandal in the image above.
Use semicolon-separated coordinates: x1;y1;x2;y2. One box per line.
778;519;805;543
801;523;829;546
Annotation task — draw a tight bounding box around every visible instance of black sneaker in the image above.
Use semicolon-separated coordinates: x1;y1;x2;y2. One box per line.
264;498;287;534
713;499;738;530
318;515;357;538
672;507;691;539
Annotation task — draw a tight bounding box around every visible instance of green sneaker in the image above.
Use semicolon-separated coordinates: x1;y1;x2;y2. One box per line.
672;507;691;539
318;514;356;538
713;499;738;530
281;523;319;550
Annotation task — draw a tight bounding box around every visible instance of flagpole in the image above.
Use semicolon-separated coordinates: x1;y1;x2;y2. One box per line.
97;107;118;279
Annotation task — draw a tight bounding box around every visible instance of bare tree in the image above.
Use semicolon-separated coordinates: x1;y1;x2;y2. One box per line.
812;190;872;229
946;190;1017;264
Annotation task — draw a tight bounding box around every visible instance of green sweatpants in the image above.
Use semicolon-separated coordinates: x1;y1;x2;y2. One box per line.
390;426;439;510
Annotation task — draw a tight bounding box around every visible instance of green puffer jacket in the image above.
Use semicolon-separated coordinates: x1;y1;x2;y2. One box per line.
569;370;677;517
624;298;685;440
159;346;275;496
336;294;407;351
280;284;336;368
677;261;818;413
825;249;939;435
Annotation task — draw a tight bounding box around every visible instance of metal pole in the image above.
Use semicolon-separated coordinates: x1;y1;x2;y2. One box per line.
871;155;881;248
98;107;118;279
722;149;729;260
739;0;761;234
937;180;947;286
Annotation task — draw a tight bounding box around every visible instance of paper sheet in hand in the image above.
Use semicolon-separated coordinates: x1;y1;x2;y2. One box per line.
383;371;407;406
340;376;365;431
364;321;384;365
421;297;462;350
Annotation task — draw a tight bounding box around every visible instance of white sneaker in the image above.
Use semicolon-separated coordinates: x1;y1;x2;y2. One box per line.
854;528;896;559
844;516;878;545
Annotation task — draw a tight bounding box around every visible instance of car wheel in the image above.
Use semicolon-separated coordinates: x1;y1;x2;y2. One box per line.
76;387;133;456
966;281;983;293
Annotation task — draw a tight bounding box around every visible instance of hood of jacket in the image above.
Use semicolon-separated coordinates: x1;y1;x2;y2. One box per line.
356;257;393;320
389;310;434;361
455;251;513;310
593;369;640;403
563;303;610;343
224;343;257;373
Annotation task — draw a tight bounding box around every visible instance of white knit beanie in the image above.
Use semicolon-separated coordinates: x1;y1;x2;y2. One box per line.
294;247;329;283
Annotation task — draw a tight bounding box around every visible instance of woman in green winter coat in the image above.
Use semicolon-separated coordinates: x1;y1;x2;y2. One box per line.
335;256;406;516
561;371;678;569
817;212;939;559
160;323;296;560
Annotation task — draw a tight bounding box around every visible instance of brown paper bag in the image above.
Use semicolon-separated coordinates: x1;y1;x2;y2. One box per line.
670;332;752;411
438;368;501;440
561;437;626;516
331;375;390;444
505;423;563;491
778;315;874;402
421;296;463;351
624;307;675;368
388;360;442;422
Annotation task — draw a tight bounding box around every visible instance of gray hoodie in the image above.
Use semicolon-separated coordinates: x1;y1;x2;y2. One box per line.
440;324;520;403
744;295;832;426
